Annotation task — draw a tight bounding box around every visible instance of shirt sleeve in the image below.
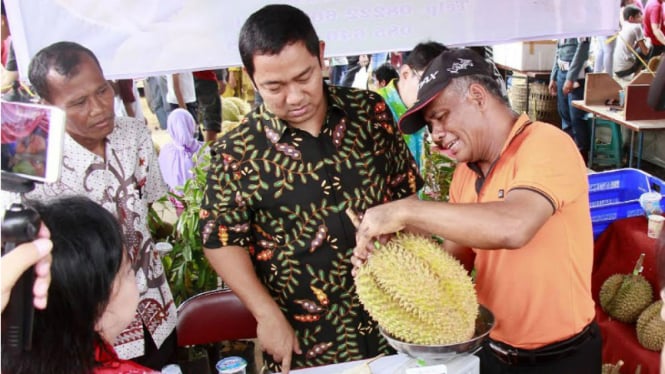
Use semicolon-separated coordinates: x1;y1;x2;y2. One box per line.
199;138;253;250
567;38;590;82
369;93;424;197
507;124;588;211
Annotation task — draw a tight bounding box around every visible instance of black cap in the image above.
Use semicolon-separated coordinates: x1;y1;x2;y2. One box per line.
398;48;494;134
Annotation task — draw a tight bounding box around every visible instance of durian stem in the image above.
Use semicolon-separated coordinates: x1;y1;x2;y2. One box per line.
366;353;385;365
610;360;624;374
632;253;645;276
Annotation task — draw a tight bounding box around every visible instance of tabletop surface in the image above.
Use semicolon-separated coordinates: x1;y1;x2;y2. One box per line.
287;353;479;374
572;100;665;131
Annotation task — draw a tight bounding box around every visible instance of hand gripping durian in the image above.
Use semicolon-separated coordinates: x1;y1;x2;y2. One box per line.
354;233;478;345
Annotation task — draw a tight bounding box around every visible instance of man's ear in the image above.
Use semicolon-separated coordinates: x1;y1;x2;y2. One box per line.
319;40;326;65
398;64;411;80
468;83;486;107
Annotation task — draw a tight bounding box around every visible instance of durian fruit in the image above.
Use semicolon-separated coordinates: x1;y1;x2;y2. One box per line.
222;97;251;122
221;120;242;136
636;300;665;351
601;360;624;374
220;97;252;137
599;253;653;323
355;233;478;345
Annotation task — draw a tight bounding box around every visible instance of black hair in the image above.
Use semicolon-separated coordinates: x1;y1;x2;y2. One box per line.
2;196;125;374
238;4;320;79
404;41;448;71
373;62;399;85
28;41;102;102
623;4;641;20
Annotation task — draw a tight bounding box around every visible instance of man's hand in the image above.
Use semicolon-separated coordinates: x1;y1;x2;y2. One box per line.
256;312;301;373
1;224;53;312
349;202;406;275
562;80;576;96
548;80;557;96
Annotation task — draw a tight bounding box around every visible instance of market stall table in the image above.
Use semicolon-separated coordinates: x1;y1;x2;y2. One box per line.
288;353;479;373
591;215;661;374
571;100;665;169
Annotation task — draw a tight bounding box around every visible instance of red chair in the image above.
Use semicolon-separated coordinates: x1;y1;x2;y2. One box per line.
177;288;257;347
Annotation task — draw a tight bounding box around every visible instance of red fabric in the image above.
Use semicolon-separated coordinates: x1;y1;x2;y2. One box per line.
117;79;135;103
94;341;159;374
2;37;11;66
592;215;661;374
192;70;217;81
644;0;664;47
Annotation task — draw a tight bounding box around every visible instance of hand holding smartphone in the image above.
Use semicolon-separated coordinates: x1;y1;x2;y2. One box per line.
1;100;65;355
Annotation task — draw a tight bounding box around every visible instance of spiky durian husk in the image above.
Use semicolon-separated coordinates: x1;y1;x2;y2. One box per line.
599;274;653;323
355;233;478;345
636;300;665;351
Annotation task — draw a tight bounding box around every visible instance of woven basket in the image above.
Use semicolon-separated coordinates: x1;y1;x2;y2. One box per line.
507;74;528;114
528;82;560;127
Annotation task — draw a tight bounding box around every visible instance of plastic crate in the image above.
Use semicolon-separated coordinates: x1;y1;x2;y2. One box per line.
588;168;665;239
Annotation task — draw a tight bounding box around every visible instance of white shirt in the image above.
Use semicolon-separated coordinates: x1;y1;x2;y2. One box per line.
27;117;176;359
166;71;196;104
614;22;645;73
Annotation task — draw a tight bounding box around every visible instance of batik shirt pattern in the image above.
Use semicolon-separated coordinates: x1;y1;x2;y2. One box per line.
200;84;422;370
27;117;176;359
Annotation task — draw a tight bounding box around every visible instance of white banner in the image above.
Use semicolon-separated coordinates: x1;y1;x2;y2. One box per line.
5;0;618;79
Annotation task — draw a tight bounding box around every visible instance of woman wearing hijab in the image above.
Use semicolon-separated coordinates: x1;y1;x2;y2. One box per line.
158;108;203;215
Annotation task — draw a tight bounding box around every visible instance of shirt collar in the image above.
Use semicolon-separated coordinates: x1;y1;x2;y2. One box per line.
63;119;117;172
467;113;532;181
258;82;347;146
500;113;532;154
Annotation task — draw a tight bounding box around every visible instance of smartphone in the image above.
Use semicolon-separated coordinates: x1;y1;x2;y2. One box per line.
1;100;66;184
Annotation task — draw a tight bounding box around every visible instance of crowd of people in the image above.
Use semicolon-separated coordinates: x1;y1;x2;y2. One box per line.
1;1;665;374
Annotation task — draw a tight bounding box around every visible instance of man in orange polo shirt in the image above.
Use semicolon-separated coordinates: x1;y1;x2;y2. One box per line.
352;48;600;373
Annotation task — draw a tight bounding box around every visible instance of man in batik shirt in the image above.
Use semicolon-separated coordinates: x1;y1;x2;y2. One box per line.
199;4;422;372
26;42;176;369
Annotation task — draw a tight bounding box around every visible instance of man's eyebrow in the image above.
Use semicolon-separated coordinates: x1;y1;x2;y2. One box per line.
294;66;312;79
66;95;87;105
261;66;312;86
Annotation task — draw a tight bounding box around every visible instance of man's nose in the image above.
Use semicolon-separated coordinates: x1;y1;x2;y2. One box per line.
90;94;106;114
430;125;447;143
285;84;304;105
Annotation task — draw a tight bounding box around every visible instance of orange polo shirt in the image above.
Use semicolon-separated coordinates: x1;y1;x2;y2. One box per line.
449;114;595;349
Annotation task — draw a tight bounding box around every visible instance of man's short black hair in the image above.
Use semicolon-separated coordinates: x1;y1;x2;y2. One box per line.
238;4;320;79
373;63;398;85
28;41;101;102
623;4;641;21
404;41;448;71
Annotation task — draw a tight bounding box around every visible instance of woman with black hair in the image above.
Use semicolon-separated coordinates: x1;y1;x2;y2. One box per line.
2;196;157;373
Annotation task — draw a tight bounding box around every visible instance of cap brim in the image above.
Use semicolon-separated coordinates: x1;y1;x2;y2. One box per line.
398;92;441;134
